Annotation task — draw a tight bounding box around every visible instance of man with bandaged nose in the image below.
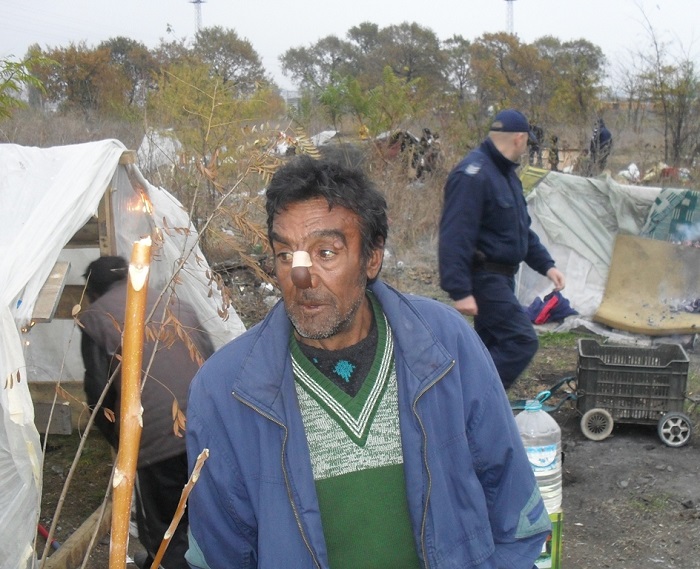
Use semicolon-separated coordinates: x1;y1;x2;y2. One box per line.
184;156;551;569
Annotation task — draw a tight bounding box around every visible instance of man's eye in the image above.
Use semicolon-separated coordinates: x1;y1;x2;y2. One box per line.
277;252;293;263
319;250;336;260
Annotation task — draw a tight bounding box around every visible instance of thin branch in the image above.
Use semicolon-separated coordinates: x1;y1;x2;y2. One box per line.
149;449;210;569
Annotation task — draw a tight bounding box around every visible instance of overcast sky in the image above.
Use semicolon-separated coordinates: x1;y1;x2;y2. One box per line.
1;0;697;90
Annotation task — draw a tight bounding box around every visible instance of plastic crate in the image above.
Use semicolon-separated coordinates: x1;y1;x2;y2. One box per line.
576;339;689;424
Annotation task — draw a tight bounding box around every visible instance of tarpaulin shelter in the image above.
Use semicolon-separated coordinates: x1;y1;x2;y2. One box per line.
0;139;245;569
516;166;700;340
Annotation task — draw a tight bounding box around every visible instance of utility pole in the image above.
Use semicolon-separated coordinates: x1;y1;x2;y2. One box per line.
505;0;516;35
190;0;205;34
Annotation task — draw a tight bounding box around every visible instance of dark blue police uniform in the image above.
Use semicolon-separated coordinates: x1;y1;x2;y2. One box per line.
439;137;555;388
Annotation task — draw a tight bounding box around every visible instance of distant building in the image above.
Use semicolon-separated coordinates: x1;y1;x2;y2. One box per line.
281;89;301;111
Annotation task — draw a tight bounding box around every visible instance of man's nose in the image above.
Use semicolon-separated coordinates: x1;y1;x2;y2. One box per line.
291;265;313;289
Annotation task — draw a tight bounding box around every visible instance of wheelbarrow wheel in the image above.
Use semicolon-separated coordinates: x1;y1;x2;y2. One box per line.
657;412;693;448
580;408;614;441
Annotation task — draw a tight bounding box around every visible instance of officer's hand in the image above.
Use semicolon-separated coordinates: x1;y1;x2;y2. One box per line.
454;295;478;316
546;267;566;291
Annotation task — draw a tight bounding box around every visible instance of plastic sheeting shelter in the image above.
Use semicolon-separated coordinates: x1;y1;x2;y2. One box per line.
516;167;700;339
0;139;245;569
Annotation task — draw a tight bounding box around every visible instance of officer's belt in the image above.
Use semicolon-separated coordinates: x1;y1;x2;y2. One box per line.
474;261;519;276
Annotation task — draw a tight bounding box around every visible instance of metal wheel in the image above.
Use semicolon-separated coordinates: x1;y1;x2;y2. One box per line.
657;412;693;448
580;408;614;441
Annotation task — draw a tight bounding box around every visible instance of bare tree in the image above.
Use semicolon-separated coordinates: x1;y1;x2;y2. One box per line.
637;8;700;166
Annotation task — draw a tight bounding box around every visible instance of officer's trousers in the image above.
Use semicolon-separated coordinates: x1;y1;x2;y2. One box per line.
472;271;538;389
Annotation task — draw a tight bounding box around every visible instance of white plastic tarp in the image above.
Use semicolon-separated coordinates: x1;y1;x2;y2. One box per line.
0;139;246;569
310;130;337;147
0;140;125;569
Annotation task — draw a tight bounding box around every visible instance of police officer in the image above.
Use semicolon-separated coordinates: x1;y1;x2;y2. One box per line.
438;109;566;389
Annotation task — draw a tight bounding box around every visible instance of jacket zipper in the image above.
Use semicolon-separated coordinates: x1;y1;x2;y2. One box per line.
412;360;455;569
232;392;322;569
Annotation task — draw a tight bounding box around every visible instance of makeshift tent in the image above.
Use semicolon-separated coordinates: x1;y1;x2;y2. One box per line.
516;167;700;340
0;139;245;569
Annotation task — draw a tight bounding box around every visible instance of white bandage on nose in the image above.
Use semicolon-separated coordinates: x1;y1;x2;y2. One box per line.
291;250;313;288
292;250;312;268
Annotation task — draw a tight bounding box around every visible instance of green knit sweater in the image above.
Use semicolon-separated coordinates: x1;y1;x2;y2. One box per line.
291;296;421;568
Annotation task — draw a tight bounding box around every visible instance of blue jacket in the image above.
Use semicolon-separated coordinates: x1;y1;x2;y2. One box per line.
590;122;612;157
185;281;551;569
439;138;554;300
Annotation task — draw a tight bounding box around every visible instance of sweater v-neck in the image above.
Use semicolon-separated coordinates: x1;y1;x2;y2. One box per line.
290;293;393;446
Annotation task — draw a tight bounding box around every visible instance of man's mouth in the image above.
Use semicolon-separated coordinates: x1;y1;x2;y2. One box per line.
297;292;327;306
297;301;324;310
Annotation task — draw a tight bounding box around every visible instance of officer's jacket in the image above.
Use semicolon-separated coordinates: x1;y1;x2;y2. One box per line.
439;138;554;300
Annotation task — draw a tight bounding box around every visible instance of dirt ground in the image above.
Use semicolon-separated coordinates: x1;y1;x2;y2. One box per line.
37;260;700;569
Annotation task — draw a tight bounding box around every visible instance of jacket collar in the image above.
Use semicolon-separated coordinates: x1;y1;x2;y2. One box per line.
232;280;453;418
368;281;453;387
481;137;519;175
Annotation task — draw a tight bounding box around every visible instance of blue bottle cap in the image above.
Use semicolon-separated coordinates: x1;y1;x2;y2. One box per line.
524;390;551;411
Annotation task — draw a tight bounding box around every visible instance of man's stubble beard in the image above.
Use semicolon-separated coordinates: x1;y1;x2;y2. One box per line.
287;269;368;341
290;291;365;340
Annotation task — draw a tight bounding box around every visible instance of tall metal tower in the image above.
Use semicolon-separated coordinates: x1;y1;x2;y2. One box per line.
190;0;205;33
505;0;516;35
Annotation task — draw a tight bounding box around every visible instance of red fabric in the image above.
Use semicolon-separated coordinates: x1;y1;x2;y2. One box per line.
534;295;559;325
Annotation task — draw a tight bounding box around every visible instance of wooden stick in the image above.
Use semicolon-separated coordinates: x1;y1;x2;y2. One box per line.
109;237;152;569
150;449;210;569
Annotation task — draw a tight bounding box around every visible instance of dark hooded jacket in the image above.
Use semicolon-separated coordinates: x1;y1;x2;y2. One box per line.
80;280;214;466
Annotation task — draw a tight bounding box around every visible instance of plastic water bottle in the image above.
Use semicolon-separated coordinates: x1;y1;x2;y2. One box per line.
515;393;562;514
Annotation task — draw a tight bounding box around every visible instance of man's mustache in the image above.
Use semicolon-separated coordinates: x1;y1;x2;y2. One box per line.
296;291;331;304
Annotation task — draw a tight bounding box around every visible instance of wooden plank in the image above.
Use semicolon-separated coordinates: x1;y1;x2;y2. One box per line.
43;501;112;569
97;189;117;256
29;381;88;431
119;150;136;164
34;401;72;435
65;217;100;248
32;262;70;323
53;284;87;320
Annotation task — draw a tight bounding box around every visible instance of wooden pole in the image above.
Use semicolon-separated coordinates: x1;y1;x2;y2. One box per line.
109;237;152;568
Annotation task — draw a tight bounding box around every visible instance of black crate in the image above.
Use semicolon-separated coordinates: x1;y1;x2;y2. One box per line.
576;339;689;424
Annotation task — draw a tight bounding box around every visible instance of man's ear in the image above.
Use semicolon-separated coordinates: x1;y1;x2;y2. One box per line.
366;245;384;280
